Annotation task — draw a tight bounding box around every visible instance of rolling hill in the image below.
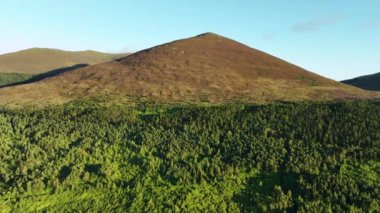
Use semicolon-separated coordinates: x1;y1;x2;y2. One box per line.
0;33;378;106
0;48;128;74
342;72;380;91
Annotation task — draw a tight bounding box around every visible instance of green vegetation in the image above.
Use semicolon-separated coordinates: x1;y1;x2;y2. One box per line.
0;72;33;87
0;100;379;212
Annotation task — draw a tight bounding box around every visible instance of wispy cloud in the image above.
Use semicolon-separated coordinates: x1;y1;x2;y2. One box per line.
261;32;275;41
361;21;380;30
292;16;342;33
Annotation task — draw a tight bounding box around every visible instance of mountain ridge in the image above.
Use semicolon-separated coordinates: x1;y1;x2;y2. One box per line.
0;48;129;74
342;72;380;91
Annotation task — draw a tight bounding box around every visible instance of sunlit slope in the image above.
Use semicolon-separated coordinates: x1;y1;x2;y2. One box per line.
0;48;128;74
0;33;378;106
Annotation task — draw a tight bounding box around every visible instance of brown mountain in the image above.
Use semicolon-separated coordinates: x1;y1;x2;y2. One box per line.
0;48;128;74
342;72;380;91
0;33;378;106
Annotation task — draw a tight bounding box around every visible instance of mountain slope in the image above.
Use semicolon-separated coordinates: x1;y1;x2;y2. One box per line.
0;33;378;106
0;48;128;74
342;72;380;91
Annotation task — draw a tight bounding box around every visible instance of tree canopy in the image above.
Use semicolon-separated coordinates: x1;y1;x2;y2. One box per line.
0;100;379;212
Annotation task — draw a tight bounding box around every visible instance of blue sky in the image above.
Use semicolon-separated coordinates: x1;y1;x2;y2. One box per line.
0;0;379;80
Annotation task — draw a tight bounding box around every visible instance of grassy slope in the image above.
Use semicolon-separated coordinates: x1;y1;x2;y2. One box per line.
0;73;33;87
0;48;128;74
342;72;380;91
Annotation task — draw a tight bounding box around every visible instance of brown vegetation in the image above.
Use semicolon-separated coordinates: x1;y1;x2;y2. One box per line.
0;33;378;106
0;48;128;74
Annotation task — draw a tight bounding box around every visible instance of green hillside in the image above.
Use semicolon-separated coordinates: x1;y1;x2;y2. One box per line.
342;72;380;91
0;100;379;212
0;48;128;74
0;72;33;87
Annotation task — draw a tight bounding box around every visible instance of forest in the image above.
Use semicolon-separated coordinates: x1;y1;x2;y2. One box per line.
0;100;379;212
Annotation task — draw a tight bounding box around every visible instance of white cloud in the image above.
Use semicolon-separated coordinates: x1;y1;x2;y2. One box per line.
292;16;342;33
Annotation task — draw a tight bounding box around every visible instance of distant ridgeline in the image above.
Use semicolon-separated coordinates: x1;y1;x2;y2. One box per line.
0;100;379;212
342;72;380;91
0;48;128;88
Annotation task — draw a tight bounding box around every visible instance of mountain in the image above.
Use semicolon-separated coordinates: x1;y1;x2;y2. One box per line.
0;33;378;106
0;48;128;74
342;72;380;91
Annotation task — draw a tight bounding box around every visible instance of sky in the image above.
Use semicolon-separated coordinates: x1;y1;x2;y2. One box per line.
0;0;379;80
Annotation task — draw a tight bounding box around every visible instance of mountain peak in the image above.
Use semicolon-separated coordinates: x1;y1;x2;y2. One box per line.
0;33;376;105
196;32;222;38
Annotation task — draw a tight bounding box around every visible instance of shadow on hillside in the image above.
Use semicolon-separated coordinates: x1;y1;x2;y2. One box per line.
233;172;298;212
0;64;88;88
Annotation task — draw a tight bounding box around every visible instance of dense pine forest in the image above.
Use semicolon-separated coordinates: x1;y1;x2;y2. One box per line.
0;100;379;212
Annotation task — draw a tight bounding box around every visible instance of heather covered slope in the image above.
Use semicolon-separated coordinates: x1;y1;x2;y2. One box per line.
342;72;380;91
0;48;128;74
0;33;377;106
